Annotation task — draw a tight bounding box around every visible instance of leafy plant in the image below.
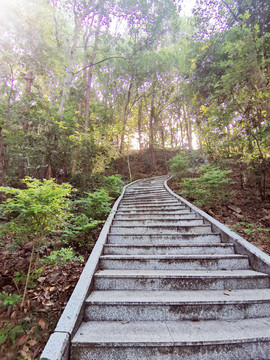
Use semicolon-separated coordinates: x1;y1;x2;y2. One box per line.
169;154;190;179
14;268;43;289
38;247;84;265
0;322;24;346
60;214;102;247
0;177;73;306
73;189;112;220
0;292;22;307
101;175;123;197
180;165;233;208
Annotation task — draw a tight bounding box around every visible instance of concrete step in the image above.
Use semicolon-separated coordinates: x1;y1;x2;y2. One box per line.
71;318;270;360
94;269;269;291
118;204;186;210
110;224;212;235
112;218;202;226
107;233;222;245
85;289;270;321
99;254;249;271
116;209;192;215
121;197;182;205
114;213;195;220
103;244;235;255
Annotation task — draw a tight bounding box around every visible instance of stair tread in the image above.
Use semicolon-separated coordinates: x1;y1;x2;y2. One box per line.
72;317;270;346
100;254;247;259
104;243;232;247
95;269;267;278
86;289;270;304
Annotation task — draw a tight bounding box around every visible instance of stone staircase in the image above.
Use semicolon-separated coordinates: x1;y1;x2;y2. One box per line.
71;176;270;359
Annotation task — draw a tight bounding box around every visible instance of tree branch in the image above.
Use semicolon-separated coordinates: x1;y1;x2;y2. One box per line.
73;56;129;75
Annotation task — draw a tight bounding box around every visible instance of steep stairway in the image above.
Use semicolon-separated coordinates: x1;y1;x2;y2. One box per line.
71;176;270;359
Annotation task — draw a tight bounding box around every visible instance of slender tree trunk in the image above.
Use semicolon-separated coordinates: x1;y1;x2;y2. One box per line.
183;104;192;149
58;16;81;118
149;92;156;170
119;81;132;153
84;14;103;133
138;101;143;151
0;127;7;185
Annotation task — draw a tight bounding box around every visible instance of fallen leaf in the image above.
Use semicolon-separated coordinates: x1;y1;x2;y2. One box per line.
29;326;37;334
10;311;17;319
17;334;29;346
38;318;46;330
62;285;71;291
29;339;37;346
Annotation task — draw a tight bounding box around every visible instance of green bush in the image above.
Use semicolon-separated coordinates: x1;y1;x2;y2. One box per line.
0;177;72;243
38;247;84;265
180;165;233;208
0;177;73;306
101;175;123;197
0;292;22;307
169;154;190;178
73;189;112;221
60;214;102;247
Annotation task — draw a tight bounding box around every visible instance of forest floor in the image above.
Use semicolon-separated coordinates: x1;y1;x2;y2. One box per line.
0;174;270;360
171;175;270;255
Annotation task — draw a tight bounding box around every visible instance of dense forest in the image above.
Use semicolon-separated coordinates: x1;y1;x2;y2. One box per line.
0;0;269;190
0;0;270;358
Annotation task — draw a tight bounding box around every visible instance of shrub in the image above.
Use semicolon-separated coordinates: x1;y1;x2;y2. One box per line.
73;189;112;221
38;247;84;265
101;175;123;197
180;165;233;208
0;177;73;306
169;154;190;178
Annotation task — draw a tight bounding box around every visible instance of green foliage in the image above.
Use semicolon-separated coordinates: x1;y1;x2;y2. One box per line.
60;214;102;246
38;247;84;265
14;268;43;289
169;154;190;178
0;292;22;307
0;177;72;243
0;322;24;346
180;165;233;208
101;175;123;197
73;189;112;221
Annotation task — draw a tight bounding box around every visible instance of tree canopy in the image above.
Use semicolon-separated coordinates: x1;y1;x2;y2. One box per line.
0;0;269;193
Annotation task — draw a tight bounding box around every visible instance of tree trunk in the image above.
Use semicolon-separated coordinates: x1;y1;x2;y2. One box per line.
149;92;156;170
0;127;7;184
119;81;133;153
183;104;192;149
138;101;143;151
84;14;103;133
58;16;81;118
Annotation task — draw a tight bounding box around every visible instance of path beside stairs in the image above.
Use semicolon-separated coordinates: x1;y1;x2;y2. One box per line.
71;176;270;359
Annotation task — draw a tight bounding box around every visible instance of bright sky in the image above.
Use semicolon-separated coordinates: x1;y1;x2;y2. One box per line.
181;0;197;16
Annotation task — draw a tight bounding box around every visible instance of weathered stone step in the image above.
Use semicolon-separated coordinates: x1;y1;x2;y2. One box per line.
116;208;192;215
107;233;221;244
103;243;234;255
121;197;181;205
99;254;249;270
84;289;270;321
110;224;212;234
113;218;202;226
94;269;269;291
118;203;185;210
123;192;171;197
71;318;270;360
114;213;195;220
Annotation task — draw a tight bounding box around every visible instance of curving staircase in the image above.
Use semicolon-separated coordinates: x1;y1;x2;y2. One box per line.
61;176;270;359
